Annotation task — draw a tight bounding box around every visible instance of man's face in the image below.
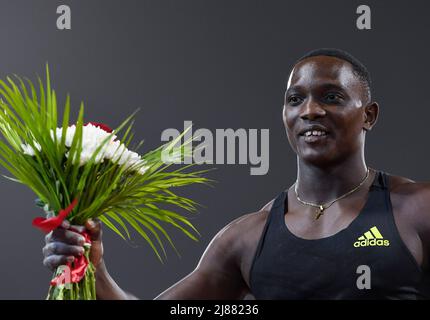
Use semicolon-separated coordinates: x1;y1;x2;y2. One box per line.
283;55;372;166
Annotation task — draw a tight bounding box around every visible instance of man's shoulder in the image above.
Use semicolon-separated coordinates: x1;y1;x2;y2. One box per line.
197;197;279;291
387;172;430;199
210;196;278;251
385;172;430;248
220;198;275;236
386;172;430;227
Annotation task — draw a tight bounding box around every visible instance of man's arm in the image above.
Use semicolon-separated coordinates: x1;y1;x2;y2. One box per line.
155;215;252;299
154;199;275;299
404;182;430;270
95;261;139;299
43;219;136;300
44;213;256;300
389;178;430;270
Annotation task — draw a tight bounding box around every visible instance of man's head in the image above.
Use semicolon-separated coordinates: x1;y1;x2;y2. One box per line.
283;48;379;166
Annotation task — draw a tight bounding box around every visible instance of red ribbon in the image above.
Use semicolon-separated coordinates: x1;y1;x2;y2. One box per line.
32;198;91;286
85;122;113;133
50;229;91;286
32;198;79;234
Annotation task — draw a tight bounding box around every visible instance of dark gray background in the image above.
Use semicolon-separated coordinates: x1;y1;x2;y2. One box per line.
0;0;428;299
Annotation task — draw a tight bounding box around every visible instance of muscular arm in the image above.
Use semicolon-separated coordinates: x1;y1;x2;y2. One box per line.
389;177;430;271
45;202;273;300
97;201;274;300
94;262;138;299
95;216;250;300
155;200;274;299
155;219;249;300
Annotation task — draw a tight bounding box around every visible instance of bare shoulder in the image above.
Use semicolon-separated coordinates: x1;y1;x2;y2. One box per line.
199;198;276;290
387;172;430;231
194;196;275;275
199;197;275;275
209;199;275;250
388;173;430;205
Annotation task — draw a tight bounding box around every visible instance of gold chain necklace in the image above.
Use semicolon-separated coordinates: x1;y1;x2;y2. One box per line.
294;168;370;220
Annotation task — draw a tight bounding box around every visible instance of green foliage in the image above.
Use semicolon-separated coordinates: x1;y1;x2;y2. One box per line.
0;65;211;262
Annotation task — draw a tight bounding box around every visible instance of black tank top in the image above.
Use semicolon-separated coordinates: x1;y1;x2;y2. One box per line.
250;170;430;299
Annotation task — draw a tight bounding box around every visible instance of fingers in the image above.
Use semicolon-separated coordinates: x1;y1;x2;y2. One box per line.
44;219;101;244
60;220;70;229
42;219;103;272
69;225;86;233
43;254;75;271
43;242;84;257
47;228;87;246
42;241;84;271
60;219;85;233
85;218;102;241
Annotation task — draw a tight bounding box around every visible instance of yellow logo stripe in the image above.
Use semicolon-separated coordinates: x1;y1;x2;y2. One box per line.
370;226;383;239
364;231;374;240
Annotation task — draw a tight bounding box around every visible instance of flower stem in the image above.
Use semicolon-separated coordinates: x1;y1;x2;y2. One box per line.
45;245;96;300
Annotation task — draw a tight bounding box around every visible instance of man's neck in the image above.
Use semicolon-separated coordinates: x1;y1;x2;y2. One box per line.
295;156;370;204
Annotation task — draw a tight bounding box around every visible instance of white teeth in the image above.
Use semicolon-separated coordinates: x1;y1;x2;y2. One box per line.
304;130;327;137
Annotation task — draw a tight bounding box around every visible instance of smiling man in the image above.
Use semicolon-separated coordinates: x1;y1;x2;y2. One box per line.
43;48;430;299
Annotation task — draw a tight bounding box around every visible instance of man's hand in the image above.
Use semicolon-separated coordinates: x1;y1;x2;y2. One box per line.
42;219;104;271
42;219;138;299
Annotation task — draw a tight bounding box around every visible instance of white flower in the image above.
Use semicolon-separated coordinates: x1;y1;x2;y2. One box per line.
48;123;147;174
138;165;149;175
105;140;126;163
104;142;148;174
56;124;116;166
50;126;76;147
65;126;76;147
21;141;41;156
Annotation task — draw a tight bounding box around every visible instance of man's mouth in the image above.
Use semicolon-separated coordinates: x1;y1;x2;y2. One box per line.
300;130;329;143
303;130;327;137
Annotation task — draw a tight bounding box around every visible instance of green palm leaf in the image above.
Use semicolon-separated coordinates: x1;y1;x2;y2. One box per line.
0;65;212;263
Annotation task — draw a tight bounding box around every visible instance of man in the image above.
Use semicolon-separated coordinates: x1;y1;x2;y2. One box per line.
42;48;430;299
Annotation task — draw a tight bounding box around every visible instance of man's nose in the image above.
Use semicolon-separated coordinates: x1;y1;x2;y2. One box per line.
300;97;326;120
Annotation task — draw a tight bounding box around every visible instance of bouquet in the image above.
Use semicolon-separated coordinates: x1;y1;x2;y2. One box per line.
0;66;210;300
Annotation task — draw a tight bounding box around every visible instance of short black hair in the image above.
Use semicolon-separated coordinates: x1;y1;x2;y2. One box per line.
295;48;372;102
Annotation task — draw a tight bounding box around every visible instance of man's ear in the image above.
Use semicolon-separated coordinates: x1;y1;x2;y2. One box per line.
363;102;379;131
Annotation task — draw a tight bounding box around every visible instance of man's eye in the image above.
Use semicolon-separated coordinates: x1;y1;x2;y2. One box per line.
288;96;303;105
325;93;343;103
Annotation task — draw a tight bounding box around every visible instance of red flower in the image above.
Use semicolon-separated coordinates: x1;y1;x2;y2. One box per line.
85;122;113;133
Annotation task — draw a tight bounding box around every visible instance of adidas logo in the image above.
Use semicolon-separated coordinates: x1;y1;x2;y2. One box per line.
353;226;390;247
